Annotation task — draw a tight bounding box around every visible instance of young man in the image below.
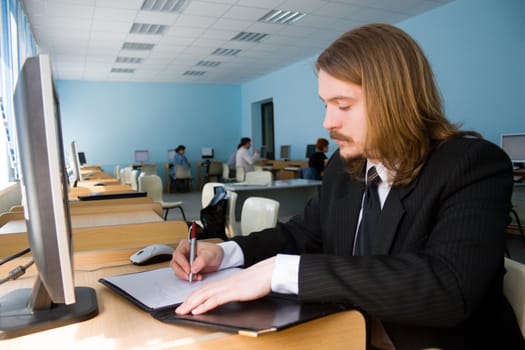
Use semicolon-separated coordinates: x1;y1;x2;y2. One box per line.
171;24;524;349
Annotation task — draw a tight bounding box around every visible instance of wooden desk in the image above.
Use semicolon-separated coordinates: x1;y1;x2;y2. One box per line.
259;160;308;180
68;184;135;201
225;179;321;219
0;224;366;349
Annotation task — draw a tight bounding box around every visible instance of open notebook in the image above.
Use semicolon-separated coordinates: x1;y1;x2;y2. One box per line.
99;267;349;336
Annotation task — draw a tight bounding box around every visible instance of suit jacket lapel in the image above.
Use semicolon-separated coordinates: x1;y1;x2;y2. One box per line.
372;180;417;254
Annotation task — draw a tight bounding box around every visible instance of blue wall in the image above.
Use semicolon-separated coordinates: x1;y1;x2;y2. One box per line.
57;0;525;175
56;80;241;178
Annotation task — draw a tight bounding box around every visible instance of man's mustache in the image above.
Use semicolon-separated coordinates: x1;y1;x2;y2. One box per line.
329;130;351;142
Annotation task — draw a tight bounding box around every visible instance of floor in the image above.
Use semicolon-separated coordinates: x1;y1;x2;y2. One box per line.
164;187;525;264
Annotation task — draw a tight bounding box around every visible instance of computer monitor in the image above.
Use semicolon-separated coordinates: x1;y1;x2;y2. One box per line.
0;54;98;339
134;149;149;164
78;151;87;165
501;133;525;164
168;148;176;162
201;147;214;159
280;145;291;161
305;144;316;159
260;145;267;159
69;141;82;184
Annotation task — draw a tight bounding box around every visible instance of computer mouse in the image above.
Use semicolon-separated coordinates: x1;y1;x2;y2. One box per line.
130;244;174;265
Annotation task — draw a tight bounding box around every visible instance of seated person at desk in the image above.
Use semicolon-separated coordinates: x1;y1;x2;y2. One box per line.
308;137;329;179
170;145;190;192
235;137;260;172
171;24;525;349
227;144;241;178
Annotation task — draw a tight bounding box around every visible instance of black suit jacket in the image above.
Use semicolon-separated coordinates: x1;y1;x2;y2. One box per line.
233;137;525;349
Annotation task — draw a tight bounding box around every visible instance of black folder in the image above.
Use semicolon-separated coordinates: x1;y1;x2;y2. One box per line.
99;267;349;336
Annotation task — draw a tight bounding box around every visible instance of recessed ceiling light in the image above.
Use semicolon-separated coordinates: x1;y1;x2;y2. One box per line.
196;60;221;67
122;42;155;50
116;56;143;64
258;9;306;24
141;0;187;13
183;70;206;76
231;32;268;43
111;68;136;73
211;48;241;57
130;23;168;35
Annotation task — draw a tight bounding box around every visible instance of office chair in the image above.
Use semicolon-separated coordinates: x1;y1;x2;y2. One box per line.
245;170;273;185
174;165;192;192
130;169;139;191
240;197;280;236
299;167;321;180
235;166;245;182
205;161;223;184
198;183;238;237
222;163;235;183
504;258;525;338
113;164;121;180
138;175;186;221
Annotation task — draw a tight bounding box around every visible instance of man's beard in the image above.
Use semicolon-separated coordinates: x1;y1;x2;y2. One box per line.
329;130;366;175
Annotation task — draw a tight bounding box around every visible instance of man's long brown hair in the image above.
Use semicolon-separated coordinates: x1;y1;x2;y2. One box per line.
316;23;479;186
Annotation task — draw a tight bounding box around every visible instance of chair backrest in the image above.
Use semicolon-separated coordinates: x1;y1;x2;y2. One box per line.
201;182;225;208
207;161;223;176
240;197;280;235
174;165;191;179
138;175;163;202
225;191;238;238
141;163;157;176
130;169;139;190
300;167;321;180
236;166;245;182
113;164;121;180
504;258;525;338
245;170;272;185
222;163;232;180
122;166;133;185
119;168;126;184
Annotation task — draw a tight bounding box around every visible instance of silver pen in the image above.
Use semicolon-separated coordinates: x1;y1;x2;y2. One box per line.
188;221;197;283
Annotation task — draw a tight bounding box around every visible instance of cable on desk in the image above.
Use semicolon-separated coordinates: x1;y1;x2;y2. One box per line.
0;247;30;266
0;260;34;285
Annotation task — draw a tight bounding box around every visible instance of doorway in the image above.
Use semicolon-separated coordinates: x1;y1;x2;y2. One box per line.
261;101;275;160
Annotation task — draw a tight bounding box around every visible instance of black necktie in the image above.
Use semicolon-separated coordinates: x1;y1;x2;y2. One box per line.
354;166;382;256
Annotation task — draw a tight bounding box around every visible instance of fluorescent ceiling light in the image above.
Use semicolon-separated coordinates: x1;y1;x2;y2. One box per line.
183;70;206;76
258;9;306;24
116;56;143;64
212;48;241;56
122;42;155;50
111;68;136;73
141;0;187;13
231;32;268;43
130;23;168;35
196;60;221;67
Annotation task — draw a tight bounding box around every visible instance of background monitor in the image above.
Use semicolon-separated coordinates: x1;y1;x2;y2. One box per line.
168;148;176;162
1;54;98;339
201;147;214;159
78;151;86;165
280;145;291;161
259;145;267;159
134;149;149;164
501;133;525;164
305;144;316;159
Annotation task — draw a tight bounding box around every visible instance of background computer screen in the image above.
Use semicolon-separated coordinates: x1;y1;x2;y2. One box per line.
201;147;214;159
134;150;149;163
1;54;98;339
501;133;525;164
305;144;316;159
280;145;291;160
78;151;87;165
70;141;82;184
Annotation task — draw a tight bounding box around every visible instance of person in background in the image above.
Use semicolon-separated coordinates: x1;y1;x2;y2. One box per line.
235;137;260;172
171;145;190;192
308;137;329;179
171;23;524;349
227;143;241;178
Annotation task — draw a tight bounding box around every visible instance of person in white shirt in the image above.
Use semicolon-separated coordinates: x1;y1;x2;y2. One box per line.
234;137;260;172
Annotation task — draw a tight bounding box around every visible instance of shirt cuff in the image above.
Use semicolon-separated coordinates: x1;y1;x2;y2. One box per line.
271;254;299;294
217;241;245;269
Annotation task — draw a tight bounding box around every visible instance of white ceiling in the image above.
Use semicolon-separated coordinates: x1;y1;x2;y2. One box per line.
22;0;454;84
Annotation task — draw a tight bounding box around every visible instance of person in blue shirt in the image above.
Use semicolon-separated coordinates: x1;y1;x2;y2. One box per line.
171;145;190;192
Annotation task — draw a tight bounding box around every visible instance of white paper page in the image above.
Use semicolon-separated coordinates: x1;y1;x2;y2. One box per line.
103;267;242;310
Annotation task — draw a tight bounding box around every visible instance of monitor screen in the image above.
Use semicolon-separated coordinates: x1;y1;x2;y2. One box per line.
201;147;214;159
134;150;149;163
305;144;316;159
78;151;87;165
1;54;98;339
70;141;82;184
280;145;291;161
501;133;525;163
